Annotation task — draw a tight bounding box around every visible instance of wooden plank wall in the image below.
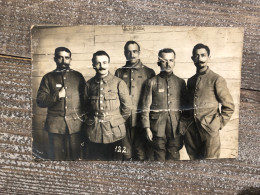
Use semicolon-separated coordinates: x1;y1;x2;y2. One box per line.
0;0;259;194
32;25;243;159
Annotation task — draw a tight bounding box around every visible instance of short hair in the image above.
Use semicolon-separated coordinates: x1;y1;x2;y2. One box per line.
158;48;176;58
92;50;110;64
54;47;71;57
124;41;140;52
192;43;210;56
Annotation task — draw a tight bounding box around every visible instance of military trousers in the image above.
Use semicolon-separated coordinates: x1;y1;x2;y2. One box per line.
151;113;183;161
48;130;82;160
121;118;154;161
183;120;221;160
86;140;123;161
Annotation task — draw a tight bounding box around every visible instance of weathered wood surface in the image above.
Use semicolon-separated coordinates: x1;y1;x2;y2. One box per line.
0;0;259;194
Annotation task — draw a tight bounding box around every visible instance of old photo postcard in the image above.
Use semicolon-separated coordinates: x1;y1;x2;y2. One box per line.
31;25;243;161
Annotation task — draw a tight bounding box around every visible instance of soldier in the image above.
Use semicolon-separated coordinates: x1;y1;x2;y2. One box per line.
84;50;132;160
115;41;155;160
181;43;235;159
36;47;86;160
141;48;186;161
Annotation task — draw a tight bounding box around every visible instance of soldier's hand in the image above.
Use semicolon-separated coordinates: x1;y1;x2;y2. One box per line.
59;87;66;98
145;128;153;142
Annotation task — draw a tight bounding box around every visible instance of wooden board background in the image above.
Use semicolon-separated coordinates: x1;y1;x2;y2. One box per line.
0;0;259;194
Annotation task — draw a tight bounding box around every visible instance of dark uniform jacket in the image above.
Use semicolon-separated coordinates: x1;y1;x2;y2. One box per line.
141;72;186;137
84;72;132;144
36;68;86;134
115;60;155;127
182;67;235;136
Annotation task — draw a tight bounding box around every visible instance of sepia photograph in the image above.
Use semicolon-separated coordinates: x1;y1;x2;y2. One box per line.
31;25;243;161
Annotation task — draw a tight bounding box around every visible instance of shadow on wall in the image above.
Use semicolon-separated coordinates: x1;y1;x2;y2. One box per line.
238;187;260;195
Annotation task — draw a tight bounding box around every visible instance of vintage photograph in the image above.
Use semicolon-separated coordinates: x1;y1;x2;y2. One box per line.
31;25;243;161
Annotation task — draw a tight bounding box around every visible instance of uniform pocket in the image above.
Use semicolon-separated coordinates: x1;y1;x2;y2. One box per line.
149;112;161;133
104;93;118;110
202;113;221;133
110;116;125;127
110;118;126;142
150;112;160;119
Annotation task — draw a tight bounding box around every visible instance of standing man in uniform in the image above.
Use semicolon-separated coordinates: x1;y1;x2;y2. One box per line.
37;47;86;160
141;48;186;161
115;41;155;161
84;50;132;160
182;43;235;159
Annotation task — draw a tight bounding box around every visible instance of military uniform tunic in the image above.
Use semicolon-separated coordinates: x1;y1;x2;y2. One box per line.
181;67;235;159
141;72;186;160
115;60;155;160
37;68;86;160
84;72;132;160
84;72;131;144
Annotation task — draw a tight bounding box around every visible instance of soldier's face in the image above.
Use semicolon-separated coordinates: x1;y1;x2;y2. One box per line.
93;55;110;77
125;44;140;64
54;51;71;69
158;52;175;73
192;48;209;69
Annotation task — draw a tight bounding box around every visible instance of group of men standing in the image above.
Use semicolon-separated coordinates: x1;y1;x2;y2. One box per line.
36;41;234;161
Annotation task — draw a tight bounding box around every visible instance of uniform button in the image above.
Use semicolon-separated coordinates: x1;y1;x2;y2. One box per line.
95;112;98;115
100;88;103;90
194;104;197;107
168;94;170;96
100;94;103;97
65;87;68;89
64;77;66;80
194;113;197;116
100;82;103;85
131;78;134;81
101;107;104;110
167;86;170;89
168;101;171;104
100;101;103;104
64;116;67;118
65;96;68;99
65;106;67;109
131;70;134;73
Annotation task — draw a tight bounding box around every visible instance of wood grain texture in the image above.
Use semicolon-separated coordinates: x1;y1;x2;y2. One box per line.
0;0;259;194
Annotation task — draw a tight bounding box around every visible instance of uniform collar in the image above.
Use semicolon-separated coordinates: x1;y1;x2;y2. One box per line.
159;71;174;78
125;60;144;69
94;71;113;83
196;66;209;76
54;67;71;72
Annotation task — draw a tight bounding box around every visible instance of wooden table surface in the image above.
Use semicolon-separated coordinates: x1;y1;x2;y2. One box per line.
0;1;259;194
